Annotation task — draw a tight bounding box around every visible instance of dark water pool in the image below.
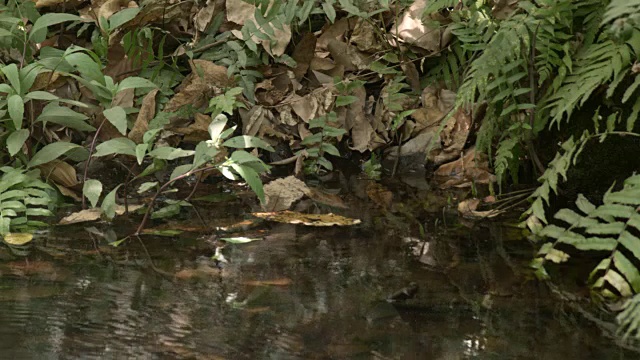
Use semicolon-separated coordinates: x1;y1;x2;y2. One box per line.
0;206;635;359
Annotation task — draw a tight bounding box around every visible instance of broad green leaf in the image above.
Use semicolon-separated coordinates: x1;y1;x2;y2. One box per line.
83;179;103;208
103;106;128;135
37;104;95;131
93;138;137;157
6;129;29;156
24;91;58;101
223;135;275;151
322;1;336;23
148;147;195;160
170;164;193;180
27;142;81;168
30;13;83;43
320;143;340;156
101;184;122;220
8;94;24;129
230;163;264;203
1;64;20;93
108;8;140;29
137;182;158;194
335;95;358;107
151;203;182;219
135;144;148;165
117;76;157;93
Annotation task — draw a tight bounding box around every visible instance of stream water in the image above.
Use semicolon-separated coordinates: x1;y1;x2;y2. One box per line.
0;182;635;359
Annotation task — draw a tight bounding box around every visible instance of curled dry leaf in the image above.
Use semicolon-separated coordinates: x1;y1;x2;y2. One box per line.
128;89;159;144
164;60;233;113
390;0;452;52
457;198;504;220
38;160;78;188
434;148;496;189
252;211;361;226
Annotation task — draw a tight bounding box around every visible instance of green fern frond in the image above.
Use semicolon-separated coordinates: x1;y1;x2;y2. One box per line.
617;293;640;340
545;39;634;128
535;174;640;299
602;0;640;26
426;42;470;90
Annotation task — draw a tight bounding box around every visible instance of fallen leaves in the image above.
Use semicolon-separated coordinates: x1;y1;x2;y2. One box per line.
59;204;143;225
252;211;361;226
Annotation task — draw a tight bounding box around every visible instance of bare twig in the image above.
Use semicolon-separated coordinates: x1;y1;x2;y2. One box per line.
134;165;217;235
82;117;107;209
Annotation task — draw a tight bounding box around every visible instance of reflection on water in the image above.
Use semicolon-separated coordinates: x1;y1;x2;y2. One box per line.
0;214;634;359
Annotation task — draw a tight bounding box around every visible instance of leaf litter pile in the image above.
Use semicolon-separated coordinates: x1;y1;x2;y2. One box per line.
7;0;500;231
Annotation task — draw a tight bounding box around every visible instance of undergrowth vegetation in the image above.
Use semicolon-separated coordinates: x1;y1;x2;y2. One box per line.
1;0;640;342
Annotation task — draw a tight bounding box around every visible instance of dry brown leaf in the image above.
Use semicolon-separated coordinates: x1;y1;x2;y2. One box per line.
174;113;212;143
317;18;355;52
164;60;232;113
252;211;361;226
227;0;291;56
390;0;452;52
306;188;348;209
55;183;82;201
434;148;496;189
292;33;317;80
366;182;393;210
38;160;78;188
327;39;371;71
30;71;64;91
351;19;382;52
262;176;309;211
195;0;223;32
457;198;504;219
59;205;143;225
128;88;159;144
243;278;292;286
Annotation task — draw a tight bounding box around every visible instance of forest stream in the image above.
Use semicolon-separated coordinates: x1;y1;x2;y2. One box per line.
0;175;635;360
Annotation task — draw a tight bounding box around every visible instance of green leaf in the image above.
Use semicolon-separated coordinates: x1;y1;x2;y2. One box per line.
147;147;195;160
1;64;21;93
335;95;358;107
93;138;137;157
8;94;24;129
137;182;158;194
83;179;103;208
37;104;95;132
108;8;140;29
27;142;81;168
322;1;336;23
103;106;128;135
135;143;148;165
170;164;193;180
101;184;122;220
223;135;275;152
320;143;340;156
230;163;265;203
30;13;83;43
24;91;59;101
6;129;29;156
117;76;157;93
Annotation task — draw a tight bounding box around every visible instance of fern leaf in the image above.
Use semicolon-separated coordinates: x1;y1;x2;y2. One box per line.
537;174;640;298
